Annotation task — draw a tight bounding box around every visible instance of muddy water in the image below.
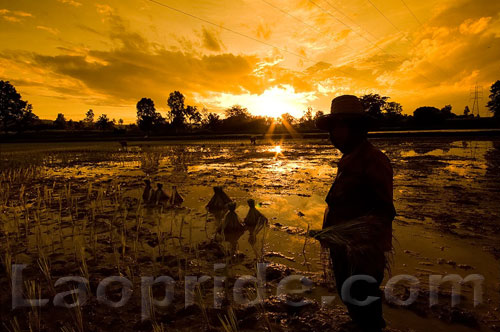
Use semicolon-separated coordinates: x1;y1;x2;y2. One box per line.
1;137;500;331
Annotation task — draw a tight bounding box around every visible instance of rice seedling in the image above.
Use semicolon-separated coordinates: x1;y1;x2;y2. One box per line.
66;291;85;332
125;265;135;284
25;280;43;331
146;285;157;322
60;325;77;332
246;288;273;332
120;224;127;260
38;252;56;295
134;210;144;261
79;247;90;289
301;223;310;270
178;215;185;247
2;251;13;291
218;307;239;332
3;316;22;332
195;284;211;329
152;322;166;332
260;222;268;262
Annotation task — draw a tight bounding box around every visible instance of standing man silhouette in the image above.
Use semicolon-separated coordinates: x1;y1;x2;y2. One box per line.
315;95;396;331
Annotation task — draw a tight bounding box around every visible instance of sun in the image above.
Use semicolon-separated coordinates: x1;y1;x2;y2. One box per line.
274;145;282;154
252;86;309;119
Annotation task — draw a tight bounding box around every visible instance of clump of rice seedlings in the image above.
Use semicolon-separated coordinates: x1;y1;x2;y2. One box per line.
38;252;56;296
308;218;391;270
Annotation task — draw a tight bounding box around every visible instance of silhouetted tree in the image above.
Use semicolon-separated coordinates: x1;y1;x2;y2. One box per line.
96;114;113;130
84;109;94;128
463;106;471;117
487;80;500;118
385;102;403;115
137;98;163;135
54;113;67;129
167;91;187;129
298;107;314;129
205;112;221;130
185;105;202;126
360;94;388;118
413;106;442;126
0;80;36;133
281;113;296;126
16;103;38;132
313;110;324;120
225;105;250;119
440;104;455;119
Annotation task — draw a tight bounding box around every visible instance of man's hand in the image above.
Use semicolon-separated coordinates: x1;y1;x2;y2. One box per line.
307;229;323;238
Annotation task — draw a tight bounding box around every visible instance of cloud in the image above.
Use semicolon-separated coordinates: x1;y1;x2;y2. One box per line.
201;27;224;51
459;17;492;35
37;25;60;35
57;0;82;7
0;9;33;22
95;4;114;16
2;0;499;119
26;44;259;107
255;22;272;40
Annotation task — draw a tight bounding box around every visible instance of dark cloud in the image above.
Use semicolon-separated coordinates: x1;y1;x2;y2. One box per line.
255;22;272;40
430;0;500;27
201;27;224;51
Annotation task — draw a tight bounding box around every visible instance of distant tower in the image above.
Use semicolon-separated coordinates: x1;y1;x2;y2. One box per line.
469;84;483;117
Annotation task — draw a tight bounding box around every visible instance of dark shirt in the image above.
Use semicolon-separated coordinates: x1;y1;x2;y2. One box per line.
323;140;395;251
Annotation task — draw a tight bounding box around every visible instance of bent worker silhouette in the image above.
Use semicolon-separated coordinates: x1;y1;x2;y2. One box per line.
312;95;396;331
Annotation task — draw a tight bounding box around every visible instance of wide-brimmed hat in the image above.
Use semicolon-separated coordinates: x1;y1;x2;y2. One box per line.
316;95;370;131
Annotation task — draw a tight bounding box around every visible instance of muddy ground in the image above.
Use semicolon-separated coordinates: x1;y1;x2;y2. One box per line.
0;137;499;332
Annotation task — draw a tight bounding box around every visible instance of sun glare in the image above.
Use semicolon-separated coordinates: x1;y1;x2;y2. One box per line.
274;145;282;154
252;86;314;119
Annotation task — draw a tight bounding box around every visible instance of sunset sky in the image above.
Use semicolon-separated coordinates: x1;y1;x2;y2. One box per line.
1;0;499;122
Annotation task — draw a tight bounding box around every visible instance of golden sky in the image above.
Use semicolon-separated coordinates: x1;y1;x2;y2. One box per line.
1;0;499;122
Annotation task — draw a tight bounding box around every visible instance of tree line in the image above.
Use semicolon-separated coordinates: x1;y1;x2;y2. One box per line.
1;79;500;135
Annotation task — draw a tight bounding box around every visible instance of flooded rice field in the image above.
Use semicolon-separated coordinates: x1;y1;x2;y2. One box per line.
1;137;500;332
